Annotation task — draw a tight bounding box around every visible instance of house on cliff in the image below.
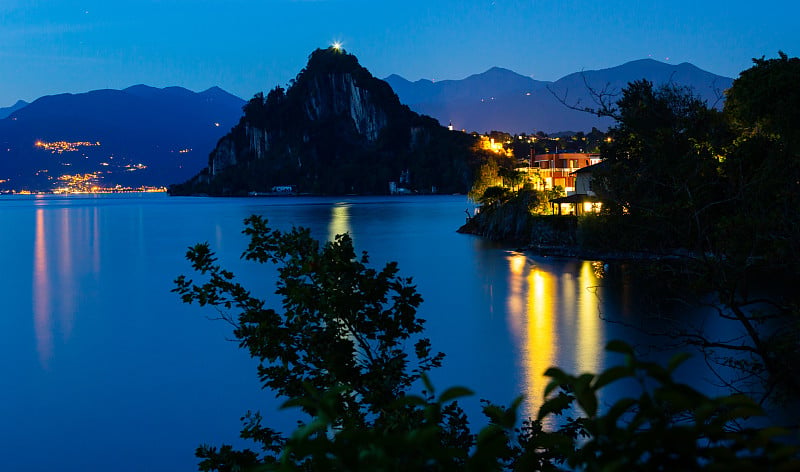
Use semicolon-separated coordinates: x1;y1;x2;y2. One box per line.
529;152;601;194
549;160;607;215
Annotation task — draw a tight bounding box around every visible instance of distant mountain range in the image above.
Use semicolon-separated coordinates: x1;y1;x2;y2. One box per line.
384;59;733;134
0;85;244;191
0;58;734;191
0;100;29;119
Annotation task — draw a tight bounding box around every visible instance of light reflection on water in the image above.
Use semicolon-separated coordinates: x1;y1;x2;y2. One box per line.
328;202;352;242
505;253;605;417
2;193;743;471
32;205;102;368
33;208;53;368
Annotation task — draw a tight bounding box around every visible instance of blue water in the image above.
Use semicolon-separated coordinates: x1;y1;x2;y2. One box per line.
0;193;729;471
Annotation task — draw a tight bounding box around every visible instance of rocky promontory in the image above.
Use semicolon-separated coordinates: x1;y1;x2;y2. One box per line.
170;47;478;196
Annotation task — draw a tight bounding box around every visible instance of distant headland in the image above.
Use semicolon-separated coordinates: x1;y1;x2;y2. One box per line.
168;47;478;196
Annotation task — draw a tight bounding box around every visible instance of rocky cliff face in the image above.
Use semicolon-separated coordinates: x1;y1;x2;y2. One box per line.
210;134;237;176
304;73;388;142
171;47;476;196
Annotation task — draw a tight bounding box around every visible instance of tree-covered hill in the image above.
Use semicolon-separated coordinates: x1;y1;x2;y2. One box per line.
169;47;479;196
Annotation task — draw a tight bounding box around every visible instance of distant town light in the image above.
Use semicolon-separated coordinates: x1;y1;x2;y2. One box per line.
34;140;100;154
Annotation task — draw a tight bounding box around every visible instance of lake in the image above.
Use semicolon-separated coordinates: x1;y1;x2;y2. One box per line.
0;193;728;471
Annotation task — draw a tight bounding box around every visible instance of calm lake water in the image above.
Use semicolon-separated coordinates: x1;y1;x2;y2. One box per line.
0;193;727;471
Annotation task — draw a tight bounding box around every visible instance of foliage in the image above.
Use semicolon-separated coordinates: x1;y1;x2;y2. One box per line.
587;53;799;262
467;153;505;202
725;51;800;145
709;52;800;399
537;341;800;471
478;186;510;206
582;54;800;401
176;219;799;471
175;216;474;469
720;52;800;268
459;53;800;404
497;167;525;191
592;80;727;252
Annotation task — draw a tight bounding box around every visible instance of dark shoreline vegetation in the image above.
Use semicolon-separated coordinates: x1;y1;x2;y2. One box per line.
462;53;800;406
176;217;799;471
174;53;800;470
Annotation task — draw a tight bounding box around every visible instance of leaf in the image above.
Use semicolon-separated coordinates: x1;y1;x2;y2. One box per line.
604;397;637;424
605;340;634;355
666;352;692;373
421;372;435;396
280;397;315;410
291;418;330;441
593;365;632;390
574;386;598;418
438;386;474;404
391;394;428;408
538;392;573;421
543;367;570;397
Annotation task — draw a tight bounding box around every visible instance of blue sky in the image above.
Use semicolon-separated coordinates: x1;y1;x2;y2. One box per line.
0;0;796;106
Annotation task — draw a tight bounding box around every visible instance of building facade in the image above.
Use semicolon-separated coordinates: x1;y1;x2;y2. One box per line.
528;152;602;194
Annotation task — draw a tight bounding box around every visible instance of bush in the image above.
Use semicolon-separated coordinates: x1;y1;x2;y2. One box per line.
176;218;799;471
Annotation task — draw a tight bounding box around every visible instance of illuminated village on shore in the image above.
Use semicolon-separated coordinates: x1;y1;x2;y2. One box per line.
6;139;167;194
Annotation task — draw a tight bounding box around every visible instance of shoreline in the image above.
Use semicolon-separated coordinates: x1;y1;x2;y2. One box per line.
526;244;694;262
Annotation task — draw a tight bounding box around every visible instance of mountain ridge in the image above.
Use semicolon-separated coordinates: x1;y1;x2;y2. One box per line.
0;100;29;119
385;59;733;133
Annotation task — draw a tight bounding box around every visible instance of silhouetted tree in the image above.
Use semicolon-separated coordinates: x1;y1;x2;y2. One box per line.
175;218;799;471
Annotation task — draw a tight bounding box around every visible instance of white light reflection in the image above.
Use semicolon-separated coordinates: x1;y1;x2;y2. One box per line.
33;208;53;368
59;208;75;339
32;204;102;368
328;203;351;242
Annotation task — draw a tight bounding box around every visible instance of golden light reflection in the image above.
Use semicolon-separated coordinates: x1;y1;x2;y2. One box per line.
33;209;53;368
506;254;557;416
509;252;526;276
577;261;603;376
506;255;606;421
328;203;351;242
525;268;557;413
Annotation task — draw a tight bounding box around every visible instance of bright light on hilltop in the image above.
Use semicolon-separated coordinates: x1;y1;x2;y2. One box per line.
332;41;343;51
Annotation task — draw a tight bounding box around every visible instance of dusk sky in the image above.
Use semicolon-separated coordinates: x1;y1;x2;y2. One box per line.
1;0;796;107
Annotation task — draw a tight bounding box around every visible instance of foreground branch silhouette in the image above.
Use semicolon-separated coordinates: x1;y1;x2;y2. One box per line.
174;216;798;471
